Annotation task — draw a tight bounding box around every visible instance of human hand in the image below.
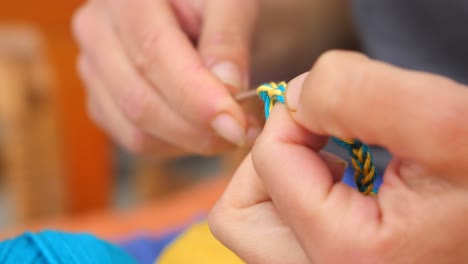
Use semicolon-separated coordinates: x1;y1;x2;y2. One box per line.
72;0;260;158
209;51;468;263
72;0;355;159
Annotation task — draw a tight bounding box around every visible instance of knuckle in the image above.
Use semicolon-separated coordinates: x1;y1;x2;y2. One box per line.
132;25;171;73
121;87;152;127
72;4;94;44
310;50;370;119
86;99;105;130
208;199;230;242
170;70;214;121
125;130;148;155
313;50;369;81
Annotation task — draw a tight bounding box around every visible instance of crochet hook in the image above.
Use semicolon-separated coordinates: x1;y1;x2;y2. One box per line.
234;89;257;102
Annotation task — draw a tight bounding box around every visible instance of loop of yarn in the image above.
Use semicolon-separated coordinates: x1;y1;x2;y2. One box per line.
257;81;287;118
256;82;377;195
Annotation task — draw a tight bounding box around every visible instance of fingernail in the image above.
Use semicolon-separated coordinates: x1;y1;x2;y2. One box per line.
285;72;308;112
210;61;243;91
211;113;246;146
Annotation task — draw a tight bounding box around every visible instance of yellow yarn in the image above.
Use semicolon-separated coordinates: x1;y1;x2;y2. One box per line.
257;82;377;195
256;81;288;115
157;222;244;264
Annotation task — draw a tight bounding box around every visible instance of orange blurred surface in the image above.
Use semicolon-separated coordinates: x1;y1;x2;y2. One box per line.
2;176;228;240
1;1;112;214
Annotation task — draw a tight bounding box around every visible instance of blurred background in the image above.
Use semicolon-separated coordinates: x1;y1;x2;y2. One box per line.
0;0;232;233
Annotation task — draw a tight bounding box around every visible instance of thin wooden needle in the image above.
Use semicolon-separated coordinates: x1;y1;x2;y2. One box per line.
234;89;258;102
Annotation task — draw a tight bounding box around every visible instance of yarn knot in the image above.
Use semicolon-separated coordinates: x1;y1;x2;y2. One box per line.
256;82;377;195
256;82;287;118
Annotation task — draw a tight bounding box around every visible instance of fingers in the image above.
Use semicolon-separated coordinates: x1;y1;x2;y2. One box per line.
252;104;380;257
210;113;346;263
286;50;468;175
318;150;348;182
198;0;258;92
253;105;332;205
73;2;233;155
209;154;310;264
77;55;182;158
167;0;202;40
100;0;250;145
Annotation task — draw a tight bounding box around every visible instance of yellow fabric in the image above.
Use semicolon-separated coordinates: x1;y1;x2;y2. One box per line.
157;221;244;264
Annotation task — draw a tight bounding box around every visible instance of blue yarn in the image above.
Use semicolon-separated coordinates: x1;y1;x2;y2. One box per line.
258;91;271;118
0;230;137;264
118;229;183;264
257;82;286;119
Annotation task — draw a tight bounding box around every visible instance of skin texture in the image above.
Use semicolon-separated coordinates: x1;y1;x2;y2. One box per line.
71;0;354;159
209;50;468;264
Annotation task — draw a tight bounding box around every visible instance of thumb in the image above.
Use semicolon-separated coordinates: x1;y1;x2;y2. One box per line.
286;51;468;176
198;0;258;92
252;104;380;259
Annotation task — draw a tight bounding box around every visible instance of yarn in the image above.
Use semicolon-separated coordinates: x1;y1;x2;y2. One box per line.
256;82;377;195
0;230;137;264
157;221;242;264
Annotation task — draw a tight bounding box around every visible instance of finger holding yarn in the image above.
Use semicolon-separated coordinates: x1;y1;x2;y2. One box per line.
256;82;377;195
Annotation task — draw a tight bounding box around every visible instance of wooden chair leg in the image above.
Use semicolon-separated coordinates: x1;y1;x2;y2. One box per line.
0;26;64;223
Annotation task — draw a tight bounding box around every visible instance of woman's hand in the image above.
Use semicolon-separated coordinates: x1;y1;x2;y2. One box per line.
209;51;468;263
72;0;354;159
72;0;260;158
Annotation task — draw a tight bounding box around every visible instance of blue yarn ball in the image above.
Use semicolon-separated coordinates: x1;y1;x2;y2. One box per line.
0;230;137;264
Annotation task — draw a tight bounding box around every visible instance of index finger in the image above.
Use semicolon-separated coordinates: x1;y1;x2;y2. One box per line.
100;0;248;140
287;50;468;176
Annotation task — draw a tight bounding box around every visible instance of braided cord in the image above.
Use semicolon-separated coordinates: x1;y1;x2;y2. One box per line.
256;82;377;195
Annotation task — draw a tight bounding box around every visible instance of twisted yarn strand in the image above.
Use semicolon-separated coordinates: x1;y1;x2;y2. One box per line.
256;82;377;195
332;138;376;195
